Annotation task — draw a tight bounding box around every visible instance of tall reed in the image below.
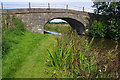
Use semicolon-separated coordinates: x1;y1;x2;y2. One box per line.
47;28;119;78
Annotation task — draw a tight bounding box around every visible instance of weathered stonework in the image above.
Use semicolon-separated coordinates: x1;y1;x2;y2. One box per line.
2;8;98;34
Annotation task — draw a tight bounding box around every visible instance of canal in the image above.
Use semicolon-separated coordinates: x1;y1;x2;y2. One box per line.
44;30;120;53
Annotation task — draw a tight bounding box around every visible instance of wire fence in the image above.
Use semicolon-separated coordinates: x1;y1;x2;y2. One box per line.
1;2;95;13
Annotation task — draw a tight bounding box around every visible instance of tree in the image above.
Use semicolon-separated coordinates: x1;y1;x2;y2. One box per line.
92;2;120;21
91;2;120;39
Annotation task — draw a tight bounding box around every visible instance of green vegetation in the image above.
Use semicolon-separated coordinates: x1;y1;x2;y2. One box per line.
2;16;57;78
89;20;120;39
3;31;57;78
48;29;118;78
90;2;120;39
0;17;2;80
89;20;106;37
44;23;71;33
2;16;25;55
2;15;119;78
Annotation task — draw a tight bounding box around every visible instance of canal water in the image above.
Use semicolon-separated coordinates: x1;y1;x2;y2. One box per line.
44;30;62;35
44;30;120;52
90;37;120;53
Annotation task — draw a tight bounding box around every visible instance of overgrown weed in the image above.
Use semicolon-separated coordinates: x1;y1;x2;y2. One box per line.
48;28;119;78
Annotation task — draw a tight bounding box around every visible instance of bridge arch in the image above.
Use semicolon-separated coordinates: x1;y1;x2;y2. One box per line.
44;17;86;34
3;9;96;34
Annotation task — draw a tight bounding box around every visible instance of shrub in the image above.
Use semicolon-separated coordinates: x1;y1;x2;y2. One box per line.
106;21;120;40
89;20;106;37
90;20;120;40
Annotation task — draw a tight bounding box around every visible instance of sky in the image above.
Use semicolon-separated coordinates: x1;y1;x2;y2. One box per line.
0;0;120;22
0;0;94;22
0;0;94;11
0;0;92;2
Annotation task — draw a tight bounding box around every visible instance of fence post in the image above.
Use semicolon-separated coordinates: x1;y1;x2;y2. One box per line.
1;2;3;10
48;3;50;9
66;5;68;9
29;2;31;9
83;7;84;12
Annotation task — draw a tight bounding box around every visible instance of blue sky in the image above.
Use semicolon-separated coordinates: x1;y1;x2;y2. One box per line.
0;0;92;2
0;0;94;11
0;0;94;22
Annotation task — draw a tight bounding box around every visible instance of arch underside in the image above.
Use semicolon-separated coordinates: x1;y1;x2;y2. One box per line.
45;17;85;35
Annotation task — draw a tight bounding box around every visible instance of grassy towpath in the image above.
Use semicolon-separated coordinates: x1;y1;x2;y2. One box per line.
3;31;57;78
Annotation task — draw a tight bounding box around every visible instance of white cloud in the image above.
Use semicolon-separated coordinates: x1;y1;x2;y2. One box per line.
1;0;92;2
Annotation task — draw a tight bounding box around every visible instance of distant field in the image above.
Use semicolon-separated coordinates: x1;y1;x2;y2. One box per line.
44;23;71;33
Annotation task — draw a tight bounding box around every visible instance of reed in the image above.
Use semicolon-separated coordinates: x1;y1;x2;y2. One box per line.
47;28;119;78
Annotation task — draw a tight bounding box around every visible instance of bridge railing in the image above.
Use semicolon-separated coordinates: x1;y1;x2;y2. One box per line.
0;2;94;13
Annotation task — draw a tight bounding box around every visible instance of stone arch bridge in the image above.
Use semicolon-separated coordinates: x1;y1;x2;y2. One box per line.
2;8;99;34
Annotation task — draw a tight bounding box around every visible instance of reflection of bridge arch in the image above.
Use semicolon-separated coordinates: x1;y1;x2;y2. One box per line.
44;17;85;34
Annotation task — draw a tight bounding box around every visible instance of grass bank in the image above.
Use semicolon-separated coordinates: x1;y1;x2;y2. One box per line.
3;31;57;78
2;16;57;78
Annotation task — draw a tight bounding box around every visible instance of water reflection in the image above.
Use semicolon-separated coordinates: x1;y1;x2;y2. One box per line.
45;30;120;53
44;30;62;35
90;37;120;53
